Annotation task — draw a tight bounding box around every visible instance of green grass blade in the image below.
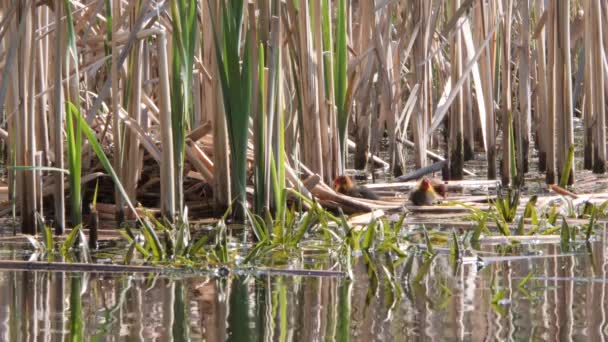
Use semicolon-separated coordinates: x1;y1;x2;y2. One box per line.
559;145;575;187
334;0;348;167
560;217;570;252
66;102;82;227
141;219;164;261
61;224;82;256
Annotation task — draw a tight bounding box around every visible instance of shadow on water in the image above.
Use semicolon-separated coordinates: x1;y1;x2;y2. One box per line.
0;239;607;341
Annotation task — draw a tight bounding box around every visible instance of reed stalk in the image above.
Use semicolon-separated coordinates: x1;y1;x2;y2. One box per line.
411;0;430;170
334;0;348;173
535;0;548;174
500;0;513;186
158;31;176;219
63;0;82;228
545;0;556;184
555;0;574;184
583;15;593;171
204;1;231;216
449;0;464;179
170;0;197;217
111;0;123;221
209;0;253;222
291;0;324;180
475;1;496;179
517;0;531;176
590;0;606;173
20;1;37;233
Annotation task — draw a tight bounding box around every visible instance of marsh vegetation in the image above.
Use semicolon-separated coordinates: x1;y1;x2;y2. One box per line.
1;0;608;340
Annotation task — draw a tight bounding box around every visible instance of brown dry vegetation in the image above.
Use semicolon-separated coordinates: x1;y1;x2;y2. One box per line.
0;0;604;233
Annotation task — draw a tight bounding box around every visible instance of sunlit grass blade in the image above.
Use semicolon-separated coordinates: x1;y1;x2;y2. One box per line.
422;225;434;254
61;224;82;256
141;218;164;261
491;288;506;304
518;271;534;288
361;218;376;251
559;145;575;187
449;229;460;265
118;230;149;258
292;211;314;245
187;235;210;258
65;102;82;227
37;213;53;254
414;252;436;284
585;206;597;241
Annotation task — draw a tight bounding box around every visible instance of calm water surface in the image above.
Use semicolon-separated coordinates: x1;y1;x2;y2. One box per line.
0;238;607;341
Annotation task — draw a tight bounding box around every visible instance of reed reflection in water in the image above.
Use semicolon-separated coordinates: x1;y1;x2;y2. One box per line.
0;241;606;341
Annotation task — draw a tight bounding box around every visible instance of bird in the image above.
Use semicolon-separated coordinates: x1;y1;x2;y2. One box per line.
409;177;440;205
333;175;380;200
431;179;448;199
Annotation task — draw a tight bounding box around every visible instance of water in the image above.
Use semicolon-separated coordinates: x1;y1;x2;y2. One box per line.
0;239;607;341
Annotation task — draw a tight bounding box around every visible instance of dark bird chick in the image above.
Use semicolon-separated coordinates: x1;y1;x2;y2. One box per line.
409;178;438;205
333;175;380;200
431;180;448;199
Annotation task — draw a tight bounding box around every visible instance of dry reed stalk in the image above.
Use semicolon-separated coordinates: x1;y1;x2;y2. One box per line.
293;0;324;181
517;0;531;176
385;5;404;176
583;38;593;170
449;0;464;180
411;0;431;170
545;0;556;184
111;0;123;219
52;0;65;234
10;1;38;234
157;31;175;219
534;0;548;173
122;39;144;203
372;10;394;174
555;0;574;184
36;7;50;168
118;108;161;162
590;0;606;173
313;0;332;181
184;140;214;183
474;1;496;179
461;11;488;161
500;0;513;186
352;0;374;170
192;30;203;128
206;1;230;215
462;53;474;161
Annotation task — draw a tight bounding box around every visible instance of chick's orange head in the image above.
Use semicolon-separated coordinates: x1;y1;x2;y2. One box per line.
333;175;353;191
420;178;433;191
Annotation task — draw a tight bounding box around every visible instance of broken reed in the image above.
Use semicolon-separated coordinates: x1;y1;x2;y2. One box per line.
0;0;604;233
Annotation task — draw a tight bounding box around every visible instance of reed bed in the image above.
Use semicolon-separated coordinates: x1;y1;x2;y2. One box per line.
0;0;605;233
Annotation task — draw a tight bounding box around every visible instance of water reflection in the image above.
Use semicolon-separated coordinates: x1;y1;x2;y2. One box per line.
0;240;606;341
